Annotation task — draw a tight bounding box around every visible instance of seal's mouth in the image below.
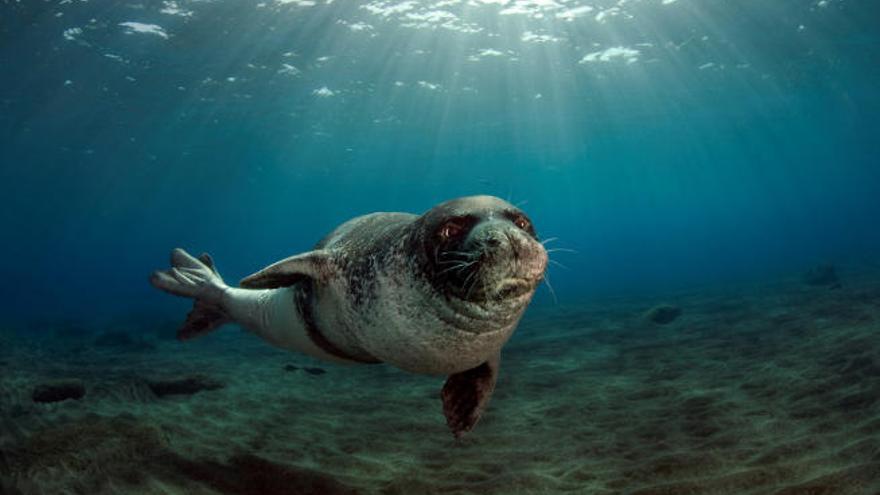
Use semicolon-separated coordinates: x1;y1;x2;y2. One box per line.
438;239;545;303
493;277;535;300
427;212;547;304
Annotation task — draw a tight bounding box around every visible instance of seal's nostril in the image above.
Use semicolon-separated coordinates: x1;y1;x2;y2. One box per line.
486;238;501;248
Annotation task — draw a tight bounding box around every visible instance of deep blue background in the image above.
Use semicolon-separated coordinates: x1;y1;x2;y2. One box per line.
1;0;878;322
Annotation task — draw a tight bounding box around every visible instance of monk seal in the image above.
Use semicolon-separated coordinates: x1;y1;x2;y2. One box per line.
150;195;547;437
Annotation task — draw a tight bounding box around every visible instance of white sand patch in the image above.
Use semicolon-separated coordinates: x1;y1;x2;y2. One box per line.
277;63;300;76
521;30;560;43
160;1;193;17
361;1;418;17
401;9;482;32
556;5;593;21
500;0;566;18
62;27;82;41
119;22;169;39
468;48;507;61
361;1;480;33
594;6;631;23
346;21;374;31
579;46;640;64
417;81;441;91
313;86;335;97
276;0;316;6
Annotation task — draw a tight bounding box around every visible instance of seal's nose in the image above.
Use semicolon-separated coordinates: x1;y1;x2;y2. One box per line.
470;221;514;257
484;229;513;253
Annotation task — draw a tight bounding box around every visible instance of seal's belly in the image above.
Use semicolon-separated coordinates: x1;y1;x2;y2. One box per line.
316;279;514;375
376;324;513;375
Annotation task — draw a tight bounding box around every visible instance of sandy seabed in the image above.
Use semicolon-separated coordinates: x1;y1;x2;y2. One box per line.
1;274;879;495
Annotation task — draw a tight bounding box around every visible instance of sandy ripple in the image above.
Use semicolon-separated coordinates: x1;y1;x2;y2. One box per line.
1;275;879;494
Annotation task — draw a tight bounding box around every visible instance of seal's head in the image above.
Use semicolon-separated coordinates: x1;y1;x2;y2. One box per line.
413;195;548;308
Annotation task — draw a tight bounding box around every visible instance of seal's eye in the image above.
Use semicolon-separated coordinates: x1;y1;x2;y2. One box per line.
439;221;463;240
513;215;530;231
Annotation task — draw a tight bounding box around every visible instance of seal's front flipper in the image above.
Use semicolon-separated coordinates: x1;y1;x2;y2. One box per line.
150;248;230;340
441;354;500;438
239;250;333;289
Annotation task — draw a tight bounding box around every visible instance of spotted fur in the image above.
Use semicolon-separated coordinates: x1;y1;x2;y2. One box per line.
308;196;548;375
151;196;548;436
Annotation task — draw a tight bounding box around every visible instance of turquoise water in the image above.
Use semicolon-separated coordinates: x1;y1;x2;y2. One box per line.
2;3;880;494
1;0;878;320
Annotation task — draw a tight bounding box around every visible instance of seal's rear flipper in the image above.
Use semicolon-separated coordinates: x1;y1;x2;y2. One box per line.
441;354;500;439
179;299;229;340
150;248;230;340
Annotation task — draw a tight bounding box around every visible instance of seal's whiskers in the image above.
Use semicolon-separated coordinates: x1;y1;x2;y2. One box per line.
546;247;577;254
440;250;477;259
548;259;569;270
542;273;558;304
437;260;478;276
461;269;479;299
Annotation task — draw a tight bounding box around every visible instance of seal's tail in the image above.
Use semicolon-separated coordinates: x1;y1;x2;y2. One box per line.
150;248;231;340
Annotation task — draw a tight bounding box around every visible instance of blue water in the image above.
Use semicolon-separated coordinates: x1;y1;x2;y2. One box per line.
1;0;879;323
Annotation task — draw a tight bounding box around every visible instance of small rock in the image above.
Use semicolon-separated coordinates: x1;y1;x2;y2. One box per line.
645;304;682;325
803;264;841;288
32;379;86;403
283;364;300;372
148;375;224;397
304;367;326;376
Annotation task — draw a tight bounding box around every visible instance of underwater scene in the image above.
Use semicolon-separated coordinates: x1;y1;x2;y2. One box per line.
2;0;880;493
